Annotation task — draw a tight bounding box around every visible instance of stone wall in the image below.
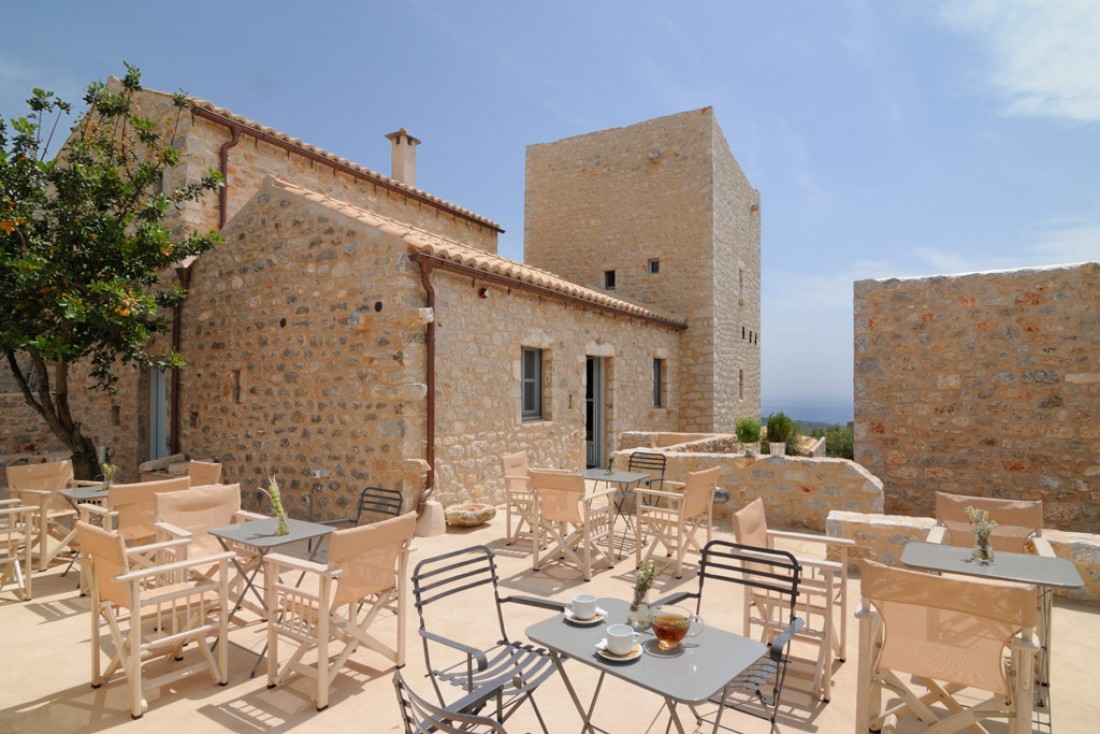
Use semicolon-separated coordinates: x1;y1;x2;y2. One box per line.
177;179;430;518
432;273;682;506
854;263;1100;531
524;108;760;433
610;449;884;530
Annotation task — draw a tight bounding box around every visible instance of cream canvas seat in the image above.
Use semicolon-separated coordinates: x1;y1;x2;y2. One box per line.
0;501;37;600
731;497;854;702
927;490;1053;555
76;520;232;719
856;559;1039;734
187;460;223;487
501;452;537;549
530;470;615;581
154;483;266;614
7;459;97;571
265;511;417;711
633;465;718;579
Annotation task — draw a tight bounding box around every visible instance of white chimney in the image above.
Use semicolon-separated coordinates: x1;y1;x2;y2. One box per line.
385;128;421;187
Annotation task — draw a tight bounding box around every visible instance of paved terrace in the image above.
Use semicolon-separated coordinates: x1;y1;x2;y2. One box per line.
2;517;1095;734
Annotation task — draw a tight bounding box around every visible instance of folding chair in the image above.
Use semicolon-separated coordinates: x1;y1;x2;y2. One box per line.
265;511;417;710
501;452;537;549
155;483;265;614
627;450;667;491
187;460;222;487
7;459;95;571
529;469;615;581
0;502;37;600
928;491;1053;556
76;520;232;719
660;540;803;730
394;669;510;734
731;497;853;701
856;559;1039;734
412;545;561;732
634;465;718;578
321;485;404;527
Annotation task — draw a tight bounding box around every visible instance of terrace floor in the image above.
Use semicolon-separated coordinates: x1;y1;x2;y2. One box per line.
2;517;1095;733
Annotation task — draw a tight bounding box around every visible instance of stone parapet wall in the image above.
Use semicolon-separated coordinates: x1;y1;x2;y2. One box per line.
854;263;1100;531
610;450;884;530
828;511;1100;604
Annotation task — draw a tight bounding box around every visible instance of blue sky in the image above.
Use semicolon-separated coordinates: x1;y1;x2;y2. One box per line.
2;1;1097;422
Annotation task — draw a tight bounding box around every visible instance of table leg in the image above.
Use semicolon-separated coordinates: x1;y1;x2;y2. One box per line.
548;649;608;734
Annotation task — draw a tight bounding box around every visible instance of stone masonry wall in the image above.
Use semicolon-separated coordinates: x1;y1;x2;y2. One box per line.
854;263;1100;531
524;108;760;433
432;274;682;507
177;179;430;519
608;449;884;531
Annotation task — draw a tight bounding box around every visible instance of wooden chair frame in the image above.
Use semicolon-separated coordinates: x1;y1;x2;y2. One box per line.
0;501;37;600
633;466;718;578
530;470;615;581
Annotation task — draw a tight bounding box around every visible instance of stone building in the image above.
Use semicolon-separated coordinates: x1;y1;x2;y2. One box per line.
853;263;1100;532
1;85;761;515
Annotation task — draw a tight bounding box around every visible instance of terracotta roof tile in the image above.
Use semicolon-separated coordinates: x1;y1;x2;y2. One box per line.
262;177;686;329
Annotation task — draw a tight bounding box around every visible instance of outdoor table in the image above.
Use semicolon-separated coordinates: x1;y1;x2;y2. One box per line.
526;597;766;734
208;516;334;675
901;541;1084;708
582;469;649;558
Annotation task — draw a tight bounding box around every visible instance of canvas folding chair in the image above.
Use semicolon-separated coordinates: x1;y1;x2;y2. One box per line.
76;520;232;719
731;497;853;702
856;559;1039;734
187;460;222;487
633;465;718;578
501;452;538;549
412;545;561;732
265;511;417;710
660;540;803;731
0;502;37;600
928;491;1053;556
529;469;615;581
154;483;265;613
394;669;511;734
7;459;95;571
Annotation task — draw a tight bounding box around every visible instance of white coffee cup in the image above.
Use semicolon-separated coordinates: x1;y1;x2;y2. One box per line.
570;593;598;620
605;623;639;655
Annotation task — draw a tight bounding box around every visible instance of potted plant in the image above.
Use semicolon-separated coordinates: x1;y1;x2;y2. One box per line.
735;417;761;457
766;412;795;457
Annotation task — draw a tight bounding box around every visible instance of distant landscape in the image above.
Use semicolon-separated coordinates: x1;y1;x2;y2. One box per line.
760;398;853;428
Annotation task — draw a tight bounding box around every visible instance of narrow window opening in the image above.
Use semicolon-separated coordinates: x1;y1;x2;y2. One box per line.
653;358;665;408
739;369;745;400
189;411;199;429
739;268;744;297
604;270;616;289
110;405;121;427
232;370;242;404
521;348;543;420
648;259;660;275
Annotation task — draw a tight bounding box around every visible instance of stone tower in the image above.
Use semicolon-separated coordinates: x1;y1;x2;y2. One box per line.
524;107;761;432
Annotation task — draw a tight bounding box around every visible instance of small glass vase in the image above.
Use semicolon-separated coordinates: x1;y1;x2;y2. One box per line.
627;596;651;630
275;512;291;536
972;540;994;562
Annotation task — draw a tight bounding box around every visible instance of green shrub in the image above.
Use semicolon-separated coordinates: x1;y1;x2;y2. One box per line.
734;417;761;443
765;412;795;443
824;424;854;459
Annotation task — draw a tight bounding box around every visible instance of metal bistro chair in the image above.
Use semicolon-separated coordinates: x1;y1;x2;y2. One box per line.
412;545;561;733
627;451;667;491
659;540;803;731
395;668;518;734
319;486;404;527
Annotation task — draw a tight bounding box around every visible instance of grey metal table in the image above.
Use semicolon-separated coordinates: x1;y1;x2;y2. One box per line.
583;469;650;558
526;597;766;734
901;541;1084;708
208;516;334;676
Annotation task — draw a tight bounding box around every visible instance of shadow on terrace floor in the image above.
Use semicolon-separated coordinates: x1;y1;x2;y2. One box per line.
0;515;1093;733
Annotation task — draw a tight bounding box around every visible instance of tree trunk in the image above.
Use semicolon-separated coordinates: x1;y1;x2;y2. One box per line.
5;348;102;480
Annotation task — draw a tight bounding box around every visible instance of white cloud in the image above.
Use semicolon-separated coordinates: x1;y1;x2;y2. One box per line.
939;0;1100;122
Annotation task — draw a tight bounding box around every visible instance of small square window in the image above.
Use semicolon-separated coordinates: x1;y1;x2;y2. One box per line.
604;270;616;289
648;259;660;274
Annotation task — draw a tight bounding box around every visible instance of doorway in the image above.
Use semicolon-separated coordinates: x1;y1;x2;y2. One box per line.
585;357;606;468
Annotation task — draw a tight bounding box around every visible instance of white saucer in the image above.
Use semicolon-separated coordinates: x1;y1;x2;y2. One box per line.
594;639;642;662
564;607;607;625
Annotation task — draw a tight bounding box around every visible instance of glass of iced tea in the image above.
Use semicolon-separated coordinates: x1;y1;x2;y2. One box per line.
650;605;703;650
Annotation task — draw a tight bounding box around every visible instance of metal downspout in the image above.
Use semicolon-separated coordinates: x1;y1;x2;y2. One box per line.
418;258;437;515
217;123;242;229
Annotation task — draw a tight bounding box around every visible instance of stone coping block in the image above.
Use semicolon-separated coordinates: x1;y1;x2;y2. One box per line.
827;510;1100;605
